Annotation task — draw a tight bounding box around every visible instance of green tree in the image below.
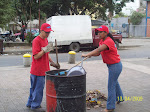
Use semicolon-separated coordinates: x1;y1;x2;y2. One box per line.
26;32;35;44
113;12;128;18
130;11;145;25
11;0;134;27
13;0;46;27
40;0;134;20
0;0;15;28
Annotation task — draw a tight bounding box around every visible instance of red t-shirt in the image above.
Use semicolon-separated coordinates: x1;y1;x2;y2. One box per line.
99;37;120;64
30;36;50;76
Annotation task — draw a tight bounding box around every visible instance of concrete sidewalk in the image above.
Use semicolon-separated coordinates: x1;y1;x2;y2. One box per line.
0;58;150;112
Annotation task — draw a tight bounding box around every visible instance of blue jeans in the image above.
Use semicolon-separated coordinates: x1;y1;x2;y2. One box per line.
106;61;123;109
26;74;45;109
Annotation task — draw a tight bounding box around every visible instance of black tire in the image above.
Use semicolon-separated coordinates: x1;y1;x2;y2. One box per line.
115;41;119;49
5;37;9;42
11;36;16;42
69;43;80;52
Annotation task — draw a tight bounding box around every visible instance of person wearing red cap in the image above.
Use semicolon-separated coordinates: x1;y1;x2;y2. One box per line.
26;23;60;110
82;25;123;112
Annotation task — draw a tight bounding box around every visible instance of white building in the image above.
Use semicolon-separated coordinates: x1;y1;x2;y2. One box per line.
121;0;146;15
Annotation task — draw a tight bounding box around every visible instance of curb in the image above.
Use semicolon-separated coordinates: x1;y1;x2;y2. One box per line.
2;45;142;55
2;49;32;55
119;45;142;49
4;42;31;47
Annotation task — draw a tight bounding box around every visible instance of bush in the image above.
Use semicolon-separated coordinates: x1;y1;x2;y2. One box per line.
113;12;128;18
130;11;145;25
26;32;35;44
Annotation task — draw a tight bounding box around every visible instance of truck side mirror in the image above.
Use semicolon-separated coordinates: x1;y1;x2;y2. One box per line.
95;31;98;35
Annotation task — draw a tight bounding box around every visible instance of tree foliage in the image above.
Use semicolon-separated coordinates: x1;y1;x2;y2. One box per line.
0;0;15;28
40;0;134;20
113;12;128;18
26;32;35;43
9;0;135;28
12;0;46;27
130;11;145;25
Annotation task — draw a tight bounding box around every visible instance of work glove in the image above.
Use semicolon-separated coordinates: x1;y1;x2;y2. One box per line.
50;62;60;69
42;42;54;53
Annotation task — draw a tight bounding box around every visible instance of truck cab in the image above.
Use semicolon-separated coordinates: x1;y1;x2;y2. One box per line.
92;28;122;49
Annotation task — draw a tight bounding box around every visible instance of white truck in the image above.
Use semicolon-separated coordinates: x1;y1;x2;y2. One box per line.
46;15;93;52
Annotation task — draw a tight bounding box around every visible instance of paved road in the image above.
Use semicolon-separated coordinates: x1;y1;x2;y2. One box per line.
1;38;150;67
0;45;150;67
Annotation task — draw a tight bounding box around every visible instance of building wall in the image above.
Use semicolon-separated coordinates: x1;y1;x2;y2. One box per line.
146;1;150;37
147;2;150;17
140;0;147;7
110;17;146;37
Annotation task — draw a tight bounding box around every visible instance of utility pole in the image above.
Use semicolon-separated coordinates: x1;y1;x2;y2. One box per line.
38;0;40;32
128;18;130;38
30;0;32;31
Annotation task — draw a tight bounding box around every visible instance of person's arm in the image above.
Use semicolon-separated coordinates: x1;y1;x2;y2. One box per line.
48;54;53;63
33;50;45;60
34;42;54;60
49;55;60;69
82;44;108;57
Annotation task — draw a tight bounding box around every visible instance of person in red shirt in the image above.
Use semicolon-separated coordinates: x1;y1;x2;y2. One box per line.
26;23;60;110
82;25;123;112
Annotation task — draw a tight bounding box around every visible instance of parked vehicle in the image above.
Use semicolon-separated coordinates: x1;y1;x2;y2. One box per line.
47;15;122;52
92;29;122;49
47;15;93;52
0;33;16;42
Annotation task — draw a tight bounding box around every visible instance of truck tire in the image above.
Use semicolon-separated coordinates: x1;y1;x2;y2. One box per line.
115;41;119;49
69;43;80;52
11;36;16;42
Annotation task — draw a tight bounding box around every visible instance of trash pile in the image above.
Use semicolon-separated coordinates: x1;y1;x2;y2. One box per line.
86;90;107;110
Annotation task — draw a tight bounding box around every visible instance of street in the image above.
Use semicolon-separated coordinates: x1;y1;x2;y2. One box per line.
0;41;150;67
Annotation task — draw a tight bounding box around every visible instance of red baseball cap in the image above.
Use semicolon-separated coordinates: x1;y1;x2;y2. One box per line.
95;25;109;34
40;23;53;32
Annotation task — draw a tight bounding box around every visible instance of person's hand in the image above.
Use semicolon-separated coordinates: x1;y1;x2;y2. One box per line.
82;53;87;57
50;62;60;69
55;63;60;69
82;54;91;58
42;42;54;53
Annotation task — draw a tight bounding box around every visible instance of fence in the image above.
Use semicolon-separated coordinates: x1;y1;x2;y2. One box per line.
109;24;147;37
110;17;149;37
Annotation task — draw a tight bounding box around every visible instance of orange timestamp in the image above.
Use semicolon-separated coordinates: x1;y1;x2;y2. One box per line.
117;96;143;101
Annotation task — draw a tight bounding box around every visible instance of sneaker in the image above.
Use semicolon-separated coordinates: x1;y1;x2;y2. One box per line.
117;100;124;104
31;105;42;110
26;105;31;108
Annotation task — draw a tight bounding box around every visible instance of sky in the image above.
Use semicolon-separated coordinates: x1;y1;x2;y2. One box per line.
121;0;140;15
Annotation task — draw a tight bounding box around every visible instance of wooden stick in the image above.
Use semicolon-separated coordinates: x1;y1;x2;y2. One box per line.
72;57;89;68
55;39;59;64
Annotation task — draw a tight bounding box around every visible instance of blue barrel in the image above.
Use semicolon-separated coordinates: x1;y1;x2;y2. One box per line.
46;69;86;112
